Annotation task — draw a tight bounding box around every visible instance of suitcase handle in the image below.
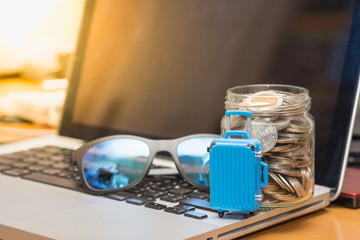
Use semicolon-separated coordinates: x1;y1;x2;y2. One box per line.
223;130;250;139
224;110;251;138
259;161;268;188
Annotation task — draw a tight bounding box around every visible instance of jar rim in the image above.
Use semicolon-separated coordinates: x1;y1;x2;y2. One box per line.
227;84;309;96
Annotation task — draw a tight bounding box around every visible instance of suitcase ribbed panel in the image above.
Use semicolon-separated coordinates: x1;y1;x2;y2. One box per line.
210;144;256;212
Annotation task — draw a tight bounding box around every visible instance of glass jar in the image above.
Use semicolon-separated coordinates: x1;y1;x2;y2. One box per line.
221;84;314;207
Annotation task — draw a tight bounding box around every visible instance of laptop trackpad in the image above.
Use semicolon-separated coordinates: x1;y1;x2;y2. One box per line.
0;175;97;223
0;175;218;239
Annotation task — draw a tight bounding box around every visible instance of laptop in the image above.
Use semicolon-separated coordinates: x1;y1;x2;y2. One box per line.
1;0;360;239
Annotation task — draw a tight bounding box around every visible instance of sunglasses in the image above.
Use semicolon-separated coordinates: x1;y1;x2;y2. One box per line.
74;134;218;194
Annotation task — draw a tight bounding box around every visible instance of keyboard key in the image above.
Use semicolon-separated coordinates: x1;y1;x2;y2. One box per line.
184;211;208;219
143;189;166;198
151;183;174;191
0;158;13;165
57;171;75;179
22;172;85;192
168;187;194;195
144;202;167;210
27;165;47;172
163;178;182;186
187;191;210;199
22;156;40;163
11;162;31;168
174;204;195;211
180;198;218;213
126;196;155;205
181;182;198;189
125;186;148;194
50;155;67;162
106;191;136;201
52;162;72;169
160;193;185;203
2;168;30;176
164;207;187;215
37;160;54;167
42;169;63;175
0;165;11;171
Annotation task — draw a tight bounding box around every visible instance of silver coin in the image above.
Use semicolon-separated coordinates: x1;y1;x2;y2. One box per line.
277;136;299;144
268;172;291;193
287;177;306;197
273;118;291;131
277;173;295;194
269;167;302;177
249;119;278;152
278;133;310;141
270;144;293;152
250;119;278;152
301;166;313;193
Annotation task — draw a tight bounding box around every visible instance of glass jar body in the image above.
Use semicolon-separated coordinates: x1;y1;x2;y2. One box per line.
222;85;314;207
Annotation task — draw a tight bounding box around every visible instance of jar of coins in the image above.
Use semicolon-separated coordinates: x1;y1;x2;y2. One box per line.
221;84;314;207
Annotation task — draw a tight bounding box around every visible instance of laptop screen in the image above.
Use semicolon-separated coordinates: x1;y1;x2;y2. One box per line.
60;0;360;195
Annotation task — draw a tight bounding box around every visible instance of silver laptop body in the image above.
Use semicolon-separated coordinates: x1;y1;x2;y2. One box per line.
1;0;360;239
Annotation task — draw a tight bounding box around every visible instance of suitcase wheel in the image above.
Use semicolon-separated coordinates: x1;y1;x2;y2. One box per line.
244;212;254;218
218;211;225;218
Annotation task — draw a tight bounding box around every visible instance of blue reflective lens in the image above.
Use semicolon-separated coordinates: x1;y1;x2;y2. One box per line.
83;139;150;190
177;137;214;187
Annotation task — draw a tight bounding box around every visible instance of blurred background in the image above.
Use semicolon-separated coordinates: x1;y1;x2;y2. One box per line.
0;0;85;142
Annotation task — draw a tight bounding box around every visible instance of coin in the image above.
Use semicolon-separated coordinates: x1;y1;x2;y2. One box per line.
262;197;279;205
270;144;301;153
269;167;302;177
278;133;309;141
268;172;293;193
287;122;312;134
270;144;292;152
301;166;313;193
277;136;299;144
250;119;278;152
277;173;295;194
223;88;314;206
273;118;291;131
271;193;296;201
287;177;306;197
247;90;283;110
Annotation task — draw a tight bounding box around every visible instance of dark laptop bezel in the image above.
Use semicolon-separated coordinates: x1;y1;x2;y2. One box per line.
59;0;360;201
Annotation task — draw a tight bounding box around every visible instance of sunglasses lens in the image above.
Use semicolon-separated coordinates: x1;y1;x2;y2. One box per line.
82;139;150;190
177;137;214;187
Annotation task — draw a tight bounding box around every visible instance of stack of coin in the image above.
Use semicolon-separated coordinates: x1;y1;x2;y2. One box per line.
261;114;313;206
223;87;314;207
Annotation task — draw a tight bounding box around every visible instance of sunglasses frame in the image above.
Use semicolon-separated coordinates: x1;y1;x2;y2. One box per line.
74;133;219;195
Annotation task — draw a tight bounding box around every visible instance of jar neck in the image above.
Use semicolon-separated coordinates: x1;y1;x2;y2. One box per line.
225;84;311;116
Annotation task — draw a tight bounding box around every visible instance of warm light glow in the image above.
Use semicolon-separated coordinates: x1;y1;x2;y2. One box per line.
42;79;68;90
0;0;84;74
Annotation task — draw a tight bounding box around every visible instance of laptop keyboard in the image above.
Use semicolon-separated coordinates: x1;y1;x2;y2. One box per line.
0;145;211;219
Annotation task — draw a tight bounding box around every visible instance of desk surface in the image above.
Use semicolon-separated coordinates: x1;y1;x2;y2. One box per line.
242;204;360;240
0;78;56;143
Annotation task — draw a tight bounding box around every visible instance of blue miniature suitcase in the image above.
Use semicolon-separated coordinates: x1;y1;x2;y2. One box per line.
209;110;268;217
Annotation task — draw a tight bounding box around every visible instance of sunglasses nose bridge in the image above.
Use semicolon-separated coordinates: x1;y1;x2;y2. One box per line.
152;139;177;157
154;139;171;152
